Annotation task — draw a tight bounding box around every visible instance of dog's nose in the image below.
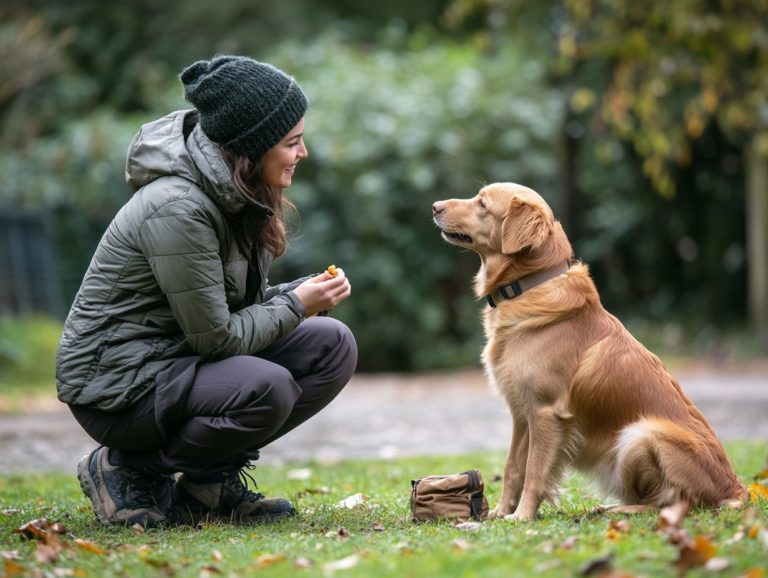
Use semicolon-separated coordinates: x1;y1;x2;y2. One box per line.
432;202;445;216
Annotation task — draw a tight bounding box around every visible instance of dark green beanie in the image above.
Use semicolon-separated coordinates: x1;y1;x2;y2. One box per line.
180;55;308;160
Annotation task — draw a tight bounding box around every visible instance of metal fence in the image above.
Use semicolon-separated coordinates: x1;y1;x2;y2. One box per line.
0;210;63;317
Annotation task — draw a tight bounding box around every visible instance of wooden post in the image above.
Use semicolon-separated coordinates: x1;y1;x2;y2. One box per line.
746;140;768;338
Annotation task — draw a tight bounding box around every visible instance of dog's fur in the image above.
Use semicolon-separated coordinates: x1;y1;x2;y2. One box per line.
433;182;745;521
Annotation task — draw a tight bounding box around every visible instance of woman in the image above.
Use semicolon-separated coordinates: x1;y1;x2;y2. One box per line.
55;55;357;527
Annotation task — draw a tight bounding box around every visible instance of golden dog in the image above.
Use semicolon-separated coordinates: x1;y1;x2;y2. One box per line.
433;182;745;521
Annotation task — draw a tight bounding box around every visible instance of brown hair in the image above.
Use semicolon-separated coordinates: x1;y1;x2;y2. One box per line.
222;149;296;258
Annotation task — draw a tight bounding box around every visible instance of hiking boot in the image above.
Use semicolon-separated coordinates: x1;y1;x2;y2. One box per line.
169;468;295;525
76;447;171;528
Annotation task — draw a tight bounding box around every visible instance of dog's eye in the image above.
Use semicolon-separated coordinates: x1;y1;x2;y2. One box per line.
478;198;487;209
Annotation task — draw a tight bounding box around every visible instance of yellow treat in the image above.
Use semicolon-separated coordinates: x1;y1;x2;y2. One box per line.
326;264;338;277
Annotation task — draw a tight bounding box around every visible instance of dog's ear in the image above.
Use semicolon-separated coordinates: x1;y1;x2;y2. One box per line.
501;200;551;254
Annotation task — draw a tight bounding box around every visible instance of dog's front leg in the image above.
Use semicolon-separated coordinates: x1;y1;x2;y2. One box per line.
489;418;529;519
506;405;570;522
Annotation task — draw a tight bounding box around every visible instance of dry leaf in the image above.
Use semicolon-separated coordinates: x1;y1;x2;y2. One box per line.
394;542;413;556
675;535;716;575
132;523;146;535
323;554;361;572
734;569;765;578
15;518;49;540
559;536;578;550
704;557;731;572
659;502;690;530
452;538;471;551
371;523;385;532
255;553;285;568
335;493;367;509
287;468;313;480
35;543;60;564
453;521;481;531
199;564;221;577
755;469;768;481
748;482;768;502
3;559;26;576
579;553;614;576
74;539;106;555
0;551;20;560
293;556;313;569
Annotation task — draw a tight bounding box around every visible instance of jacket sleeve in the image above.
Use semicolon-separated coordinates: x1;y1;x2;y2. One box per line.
138;199;305;359
263;275;313;301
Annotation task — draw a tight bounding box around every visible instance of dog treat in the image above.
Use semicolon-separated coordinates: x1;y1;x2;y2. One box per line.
326;264;338;277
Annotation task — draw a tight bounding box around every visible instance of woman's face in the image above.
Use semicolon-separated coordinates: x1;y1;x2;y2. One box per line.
262;118;308;188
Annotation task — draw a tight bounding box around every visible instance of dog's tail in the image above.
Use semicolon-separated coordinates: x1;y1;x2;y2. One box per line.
613;417;745;507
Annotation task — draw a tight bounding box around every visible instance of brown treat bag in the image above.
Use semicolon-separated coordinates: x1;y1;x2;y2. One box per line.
410;469;489;522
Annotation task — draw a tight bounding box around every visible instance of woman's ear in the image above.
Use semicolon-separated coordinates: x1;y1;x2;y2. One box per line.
501;200;551;254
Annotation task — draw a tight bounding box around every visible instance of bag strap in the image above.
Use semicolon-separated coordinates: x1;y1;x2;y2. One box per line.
462;470;486;520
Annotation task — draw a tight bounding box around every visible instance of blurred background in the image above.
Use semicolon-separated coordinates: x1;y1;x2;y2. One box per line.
1;0;767;396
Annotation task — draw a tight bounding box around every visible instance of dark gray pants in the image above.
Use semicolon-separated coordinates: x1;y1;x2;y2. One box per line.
70;317;357;478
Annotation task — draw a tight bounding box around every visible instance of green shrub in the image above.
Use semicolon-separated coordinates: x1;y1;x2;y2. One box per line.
0;314;61;390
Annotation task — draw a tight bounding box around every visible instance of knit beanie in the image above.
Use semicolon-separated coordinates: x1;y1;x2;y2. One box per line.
180;55;308;160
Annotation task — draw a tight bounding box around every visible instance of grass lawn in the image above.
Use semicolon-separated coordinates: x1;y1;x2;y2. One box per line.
1;444;766;578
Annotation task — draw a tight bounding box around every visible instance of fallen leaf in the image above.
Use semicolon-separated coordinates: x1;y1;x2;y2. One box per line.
335;493;367;509
199;564;221;576
132;523;146;535
74;539;107;555
394;542;413;556
675;535;715;575
659;502;689;530
734;569;765;578
748;482;768;502
15;518;49;540
755;469;768;481
559;536;578;550
579;553;614;576
610;519;632;533
453;521;481;531
371;523;385;532
1;509;20;516
35;543;60;564
3;559;26;576
323;554;361;572
294;556;313;569
287;468;313;480
255;553;285;568
452;538;471;551
1;551;20;560
704;557;731;572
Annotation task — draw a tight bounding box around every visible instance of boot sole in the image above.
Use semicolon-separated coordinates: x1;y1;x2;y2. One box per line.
77;451;110;525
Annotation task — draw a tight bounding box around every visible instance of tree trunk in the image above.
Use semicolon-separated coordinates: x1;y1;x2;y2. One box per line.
746;140;768;339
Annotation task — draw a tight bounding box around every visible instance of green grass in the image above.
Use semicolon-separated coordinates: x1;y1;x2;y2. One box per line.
1;444;766;578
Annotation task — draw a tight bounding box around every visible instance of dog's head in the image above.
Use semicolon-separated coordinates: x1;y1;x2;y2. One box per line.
433;183;572;291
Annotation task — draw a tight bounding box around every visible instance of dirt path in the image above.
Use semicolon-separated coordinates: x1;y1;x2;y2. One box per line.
1;364;767;474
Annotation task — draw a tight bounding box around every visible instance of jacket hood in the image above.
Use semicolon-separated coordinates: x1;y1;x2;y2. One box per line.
125;109;268;215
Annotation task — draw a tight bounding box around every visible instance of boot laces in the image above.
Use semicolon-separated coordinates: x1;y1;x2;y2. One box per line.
223;464;264;504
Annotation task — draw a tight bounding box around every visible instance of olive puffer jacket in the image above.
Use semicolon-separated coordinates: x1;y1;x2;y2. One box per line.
56;109;307;411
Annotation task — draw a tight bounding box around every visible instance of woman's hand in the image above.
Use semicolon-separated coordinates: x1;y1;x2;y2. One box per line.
292;268;351;316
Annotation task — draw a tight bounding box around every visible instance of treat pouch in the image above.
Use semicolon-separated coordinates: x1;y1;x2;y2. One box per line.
410;469;489;522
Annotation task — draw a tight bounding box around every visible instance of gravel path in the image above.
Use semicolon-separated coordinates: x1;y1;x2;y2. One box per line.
1;364;766;474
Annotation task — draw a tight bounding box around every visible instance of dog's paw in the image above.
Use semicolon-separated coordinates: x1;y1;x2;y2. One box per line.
502;511;536;522
488;506;512;520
